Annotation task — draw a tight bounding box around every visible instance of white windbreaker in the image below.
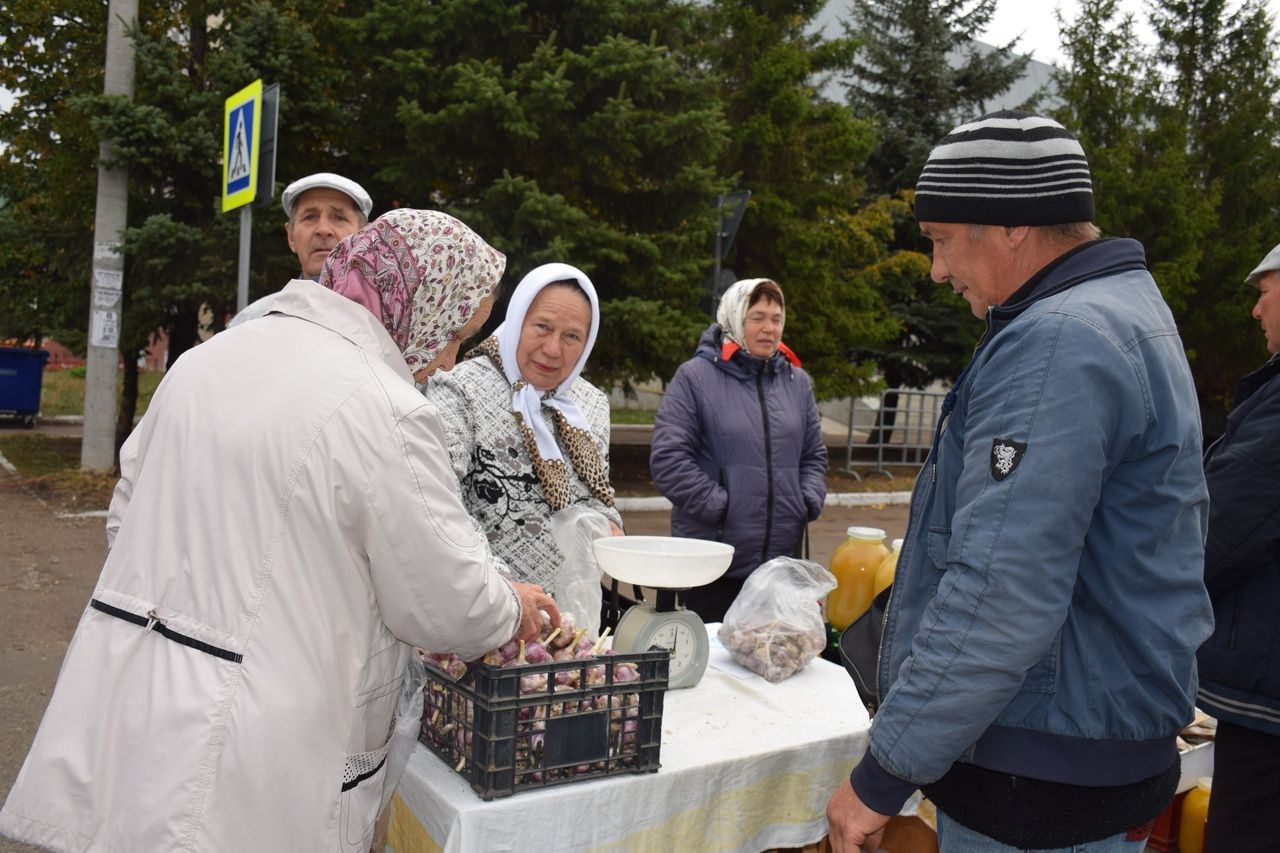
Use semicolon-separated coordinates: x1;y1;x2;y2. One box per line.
0;281;521;852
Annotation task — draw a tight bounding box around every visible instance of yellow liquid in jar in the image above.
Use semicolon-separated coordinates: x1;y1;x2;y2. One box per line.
1178;777;1211;853
826;530;888;630
873;546;900;598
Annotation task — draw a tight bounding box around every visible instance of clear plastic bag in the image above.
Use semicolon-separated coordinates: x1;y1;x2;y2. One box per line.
549;505;613;639
717;556;837;683
381;655;426;813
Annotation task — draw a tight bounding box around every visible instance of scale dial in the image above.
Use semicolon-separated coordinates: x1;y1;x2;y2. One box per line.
614;605;710;689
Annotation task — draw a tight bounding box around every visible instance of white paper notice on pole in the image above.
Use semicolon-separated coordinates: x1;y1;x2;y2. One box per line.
91;309;120;349
93;269;123;307
93;241;121;261
94;269;123;290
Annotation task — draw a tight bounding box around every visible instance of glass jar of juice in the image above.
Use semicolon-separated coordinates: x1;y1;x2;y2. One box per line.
826;527;889;630
873;538;904;598
1178;777;1212;853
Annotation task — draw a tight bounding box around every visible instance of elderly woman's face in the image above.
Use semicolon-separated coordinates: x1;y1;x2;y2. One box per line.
517;285;591;391
744;296;784;358
412;294;496;383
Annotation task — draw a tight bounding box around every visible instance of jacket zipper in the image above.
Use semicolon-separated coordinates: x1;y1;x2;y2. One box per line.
757;366;774;563
881;318;988;698
90;598;243;663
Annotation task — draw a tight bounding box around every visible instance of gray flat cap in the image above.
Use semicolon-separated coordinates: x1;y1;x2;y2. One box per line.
1245;243;1280;286
281;173;373;219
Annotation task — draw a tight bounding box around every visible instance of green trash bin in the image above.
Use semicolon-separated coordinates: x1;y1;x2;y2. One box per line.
0;346;51;428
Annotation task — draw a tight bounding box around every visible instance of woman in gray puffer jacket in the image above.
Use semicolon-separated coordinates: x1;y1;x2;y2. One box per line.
650;278;827;621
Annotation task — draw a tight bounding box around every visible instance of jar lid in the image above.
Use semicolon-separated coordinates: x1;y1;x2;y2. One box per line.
891;538;904;550
846;526;886;540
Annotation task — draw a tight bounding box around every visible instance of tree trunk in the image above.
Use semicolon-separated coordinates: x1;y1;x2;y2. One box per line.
166;308;200;369
867;389;900;447
114;353;139;469
867;363;905;446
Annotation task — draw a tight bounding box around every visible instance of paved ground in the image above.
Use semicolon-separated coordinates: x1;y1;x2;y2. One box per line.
0;481;107;853
0;421;909;851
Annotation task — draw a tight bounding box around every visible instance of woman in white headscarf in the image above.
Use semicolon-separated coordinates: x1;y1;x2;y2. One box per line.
424;262;623;595
650;278;827;622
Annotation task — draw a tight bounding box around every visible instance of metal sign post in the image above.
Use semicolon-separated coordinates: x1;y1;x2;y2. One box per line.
255;84;280;210
708;189;751;313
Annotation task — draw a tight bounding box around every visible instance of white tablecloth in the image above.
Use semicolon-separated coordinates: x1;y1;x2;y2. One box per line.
386;625;871;853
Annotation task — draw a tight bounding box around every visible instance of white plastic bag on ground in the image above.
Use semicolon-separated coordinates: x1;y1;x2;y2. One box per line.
549;505;612;639
717;556;836;683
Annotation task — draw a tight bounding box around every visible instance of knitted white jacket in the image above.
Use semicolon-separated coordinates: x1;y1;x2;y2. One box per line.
425;356;622;593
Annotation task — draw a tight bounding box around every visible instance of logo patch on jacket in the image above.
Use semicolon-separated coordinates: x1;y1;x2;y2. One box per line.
990;438;1027;481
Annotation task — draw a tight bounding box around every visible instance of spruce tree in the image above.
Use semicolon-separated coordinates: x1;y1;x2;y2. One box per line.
698;0;904;401
843;0;1031;438
1149;0;1280;429
342;0;729;392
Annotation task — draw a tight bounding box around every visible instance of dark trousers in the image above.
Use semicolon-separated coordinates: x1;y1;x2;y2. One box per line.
1205;719;1280;853
677;574;745;624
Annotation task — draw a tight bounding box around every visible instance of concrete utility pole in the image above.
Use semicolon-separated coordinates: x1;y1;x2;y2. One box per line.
81;0;139;471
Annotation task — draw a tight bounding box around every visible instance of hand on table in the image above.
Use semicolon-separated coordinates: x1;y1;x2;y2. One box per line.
827;778;890;853
511;581;560;642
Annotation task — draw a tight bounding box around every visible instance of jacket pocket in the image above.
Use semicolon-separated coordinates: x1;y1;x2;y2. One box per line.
1020;630;1061;694
925;527;951;596
716;468;729;540
337;729;394;853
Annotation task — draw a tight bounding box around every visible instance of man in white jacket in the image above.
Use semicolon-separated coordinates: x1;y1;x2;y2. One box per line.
0;210;555;853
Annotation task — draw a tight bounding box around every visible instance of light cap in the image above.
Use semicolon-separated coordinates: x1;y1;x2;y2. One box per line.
1245;242;1280;287
281;172;372;219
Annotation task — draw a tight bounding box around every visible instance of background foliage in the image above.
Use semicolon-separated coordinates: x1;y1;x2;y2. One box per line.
1;0;1278;443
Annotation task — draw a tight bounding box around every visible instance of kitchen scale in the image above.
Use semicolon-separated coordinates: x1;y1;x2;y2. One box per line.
592;536;733;690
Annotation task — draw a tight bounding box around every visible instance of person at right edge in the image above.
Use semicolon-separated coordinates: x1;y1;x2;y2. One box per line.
1196;242;1280;853
826;110;1213;852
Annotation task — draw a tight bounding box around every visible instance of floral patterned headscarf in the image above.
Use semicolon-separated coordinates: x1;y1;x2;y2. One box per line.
319;209;506;374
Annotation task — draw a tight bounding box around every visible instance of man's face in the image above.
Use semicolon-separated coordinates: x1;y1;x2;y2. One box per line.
920;221;1017;319
1253;270;1280;354
285;188;364;279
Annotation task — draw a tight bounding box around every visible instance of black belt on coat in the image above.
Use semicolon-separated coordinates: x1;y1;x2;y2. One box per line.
90;598;244;663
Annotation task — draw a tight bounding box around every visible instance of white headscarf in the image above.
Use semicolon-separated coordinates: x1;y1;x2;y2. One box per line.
716;277;783;349
494;263;600;462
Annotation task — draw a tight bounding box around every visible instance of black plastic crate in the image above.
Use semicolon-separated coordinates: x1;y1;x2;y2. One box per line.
420;650;668;800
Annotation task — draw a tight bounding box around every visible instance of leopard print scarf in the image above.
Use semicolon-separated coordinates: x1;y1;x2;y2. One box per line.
470;336;614;512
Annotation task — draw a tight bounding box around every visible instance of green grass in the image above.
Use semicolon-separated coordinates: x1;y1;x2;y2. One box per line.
40;368;164;418
610;408;656;425
0;433;117;510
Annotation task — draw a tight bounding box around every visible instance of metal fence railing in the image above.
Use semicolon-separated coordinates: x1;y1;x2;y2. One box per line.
845;388;946;479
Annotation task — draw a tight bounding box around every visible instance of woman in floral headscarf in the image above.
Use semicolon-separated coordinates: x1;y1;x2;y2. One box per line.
0;210;558;853
650;278;827;623
424;262;623;596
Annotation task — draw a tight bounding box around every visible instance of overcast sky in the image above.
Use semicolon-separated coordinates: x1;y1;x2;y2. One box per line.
981;0;1280;66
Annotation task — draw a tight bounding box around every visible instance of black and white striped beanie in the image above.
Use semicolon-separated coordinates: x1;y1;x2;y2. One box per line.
914;110;1095;226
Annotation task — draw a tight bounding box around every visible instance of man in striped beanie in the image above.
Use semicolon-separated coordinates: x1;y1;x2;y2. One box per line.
829;111;1212;852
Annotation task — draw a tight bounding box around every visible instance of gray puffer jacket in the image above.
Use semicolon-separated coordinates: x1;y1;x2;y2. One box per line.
650;325;827;579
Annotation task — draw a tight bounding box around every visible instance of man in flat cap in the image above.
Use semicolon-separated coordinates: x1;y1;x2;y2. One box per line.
1196;243;1280;853
230;172;373;326
827;111;1212;852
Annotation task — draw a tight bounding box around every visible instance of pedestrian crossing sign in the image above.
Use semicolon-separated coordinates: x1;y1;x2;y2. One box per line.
221;79;263;212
